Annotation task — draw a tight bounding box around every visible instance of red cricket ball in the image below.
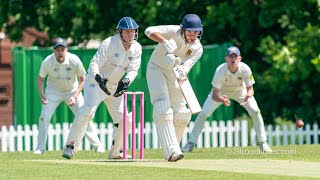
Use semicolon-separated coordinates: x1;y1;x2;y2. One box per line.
296;119;304;128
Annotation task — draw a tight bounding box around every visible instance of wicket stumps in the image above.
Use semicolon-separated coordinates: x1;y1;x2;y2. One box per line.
123;91;144;159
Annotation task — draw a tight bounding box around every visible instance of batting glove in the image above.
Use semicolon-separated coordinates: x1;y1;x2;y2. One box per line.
163;39;177;53
164;54;182;68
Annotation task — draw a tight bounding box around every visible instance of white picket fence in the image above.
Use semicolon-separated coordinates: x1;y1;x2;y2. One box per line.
0;120;319;152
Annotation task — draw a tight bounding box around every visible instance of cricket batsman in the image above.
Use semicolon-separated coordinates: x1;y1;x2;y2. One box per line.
144;14;203;161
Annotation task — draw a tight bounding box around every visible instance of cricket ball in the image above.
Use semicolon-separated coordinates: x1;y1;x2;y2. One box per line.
296;119;304;128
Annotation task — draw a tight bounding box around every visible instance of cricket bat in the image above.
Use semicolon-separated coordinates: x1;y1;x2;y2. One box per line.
173;66;202;114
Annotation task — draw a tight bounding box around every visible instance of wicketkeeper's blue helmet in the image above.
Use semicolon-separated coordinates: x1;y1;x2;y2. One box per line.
117;17;139;30
180;14;203;32
117;17;139;44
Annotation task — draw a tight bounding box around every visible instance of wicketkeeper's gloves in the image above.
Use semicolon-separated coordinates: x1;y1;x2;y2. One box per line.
114;78;130;97
95;74;111;95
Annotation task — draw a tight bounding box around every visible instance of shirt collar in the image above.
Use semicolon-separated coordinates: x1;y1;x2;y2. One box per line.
227;67;240;75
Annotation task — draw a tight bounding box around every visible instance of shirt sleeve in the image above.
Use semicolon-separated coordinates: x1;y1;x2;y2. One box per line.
125;45;142;84
182;47;203;75
211;67;223;89
243;66;255;87
74;55;86;77
88;40;111;75
39;58;48;78
145;25;180;38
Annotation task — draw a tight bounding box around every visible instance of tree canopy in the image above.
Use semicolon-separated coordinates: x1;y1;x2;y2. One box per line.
1;0;320;123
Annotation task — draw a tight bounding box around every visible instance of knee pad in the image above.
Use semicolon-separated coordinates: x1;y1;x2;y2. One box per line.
153;101;173;123
173;108;191;127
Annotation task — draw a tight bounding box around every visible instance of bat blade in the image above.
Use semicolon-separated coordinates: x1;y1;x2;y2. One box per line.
173;66;202;114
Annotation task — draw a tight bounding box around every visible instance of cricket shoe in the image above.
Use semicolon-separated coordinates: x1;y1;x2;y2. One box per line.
168;152;185;162
108;149;132;159
33;149;45;155
181;142;195;152
62;145;75;159
260;141;272;153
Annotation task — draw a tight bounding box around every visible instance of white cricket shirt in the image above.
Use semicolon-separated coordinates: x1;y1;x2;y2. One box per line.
88;34;142;85
212;62;255;92
145;25;203;74
39;52;86;94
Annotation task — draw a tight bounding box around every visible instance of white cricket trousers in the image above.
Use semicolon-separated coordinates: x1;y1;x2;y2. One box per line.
36;91;101;151
188;89;267;144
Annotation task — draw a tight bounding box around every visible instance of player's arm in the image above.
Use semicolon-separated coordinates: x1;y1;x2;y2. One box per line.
241;65;255;106
74;75;85;99
68;75;85;106
88;42;112;95
124;50;142;84
240;85;254;106
211;87;230;106
147;32;166;43
179;47;203;75
145;25;178;53
114;47;142;97
37;76;47;104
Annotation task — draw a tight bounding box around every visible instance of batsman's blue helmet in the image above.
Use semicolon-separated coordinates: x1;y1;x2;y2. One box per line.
117;17;139;30
180;14;203;32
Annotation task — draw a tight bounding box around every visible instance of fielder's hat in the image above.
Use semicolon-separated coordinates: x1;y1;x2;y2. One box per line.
53;37;67;49
226;46;240;56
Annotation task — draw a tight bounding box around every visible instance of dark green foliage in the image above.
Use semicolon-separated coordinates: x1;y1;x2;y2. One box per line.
1;0;320;123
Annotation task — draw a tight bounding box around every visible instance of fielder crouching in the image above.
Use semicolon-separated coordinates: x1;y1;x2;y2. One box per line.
182;46;272;153
62;17;142;159
34;37;103;155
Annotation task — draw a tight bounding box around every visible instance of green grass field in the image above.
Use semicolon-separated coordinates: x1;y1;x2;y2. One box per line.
1;145;320;179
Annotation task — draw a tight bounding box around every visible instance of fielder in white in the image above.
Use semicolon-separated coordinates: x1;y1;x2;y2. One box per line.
62;17;142;159
34;37;104;154
182;46;272;153
145;14;203;161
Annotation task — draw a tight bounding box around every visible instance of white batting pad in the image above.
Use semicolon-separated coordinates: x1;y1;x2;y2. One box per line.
154;119;181;160
173;109;191;143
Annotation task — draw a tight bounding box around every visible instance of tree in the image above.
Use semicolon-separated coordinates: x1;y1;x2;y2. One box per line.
1;0;320;123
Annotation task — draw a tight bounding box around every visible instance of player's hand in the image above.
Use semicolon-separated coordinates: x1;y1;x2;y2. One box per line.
163;39;177;53
165;54;181;68
221;95;230;106
40;95;48;104
175;65;187;83
240;96;251;106
67;96;76;106
114;78;130;97
95;74;111;95
174;56;181;66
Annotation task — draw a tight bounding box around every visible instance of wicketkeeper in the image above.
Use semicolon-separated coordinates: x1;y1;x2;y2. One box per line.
62;17;142;159
144;14;204;161
182;46;272;153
